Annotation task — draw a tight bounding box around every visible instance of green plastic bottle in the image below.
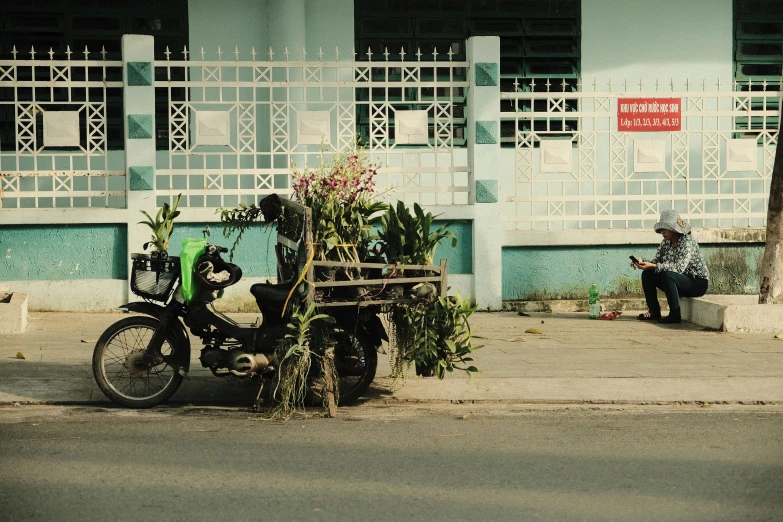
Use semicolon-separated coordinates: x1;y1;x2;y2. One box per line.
588;283;600;319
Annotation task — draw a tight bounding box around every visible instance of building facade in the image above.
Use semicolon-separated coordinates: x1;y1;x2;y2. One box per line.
0;0;780;310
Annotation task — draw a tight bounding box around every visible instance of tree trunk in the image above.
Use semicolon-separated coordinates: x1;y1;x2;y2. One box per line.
759;103;783;304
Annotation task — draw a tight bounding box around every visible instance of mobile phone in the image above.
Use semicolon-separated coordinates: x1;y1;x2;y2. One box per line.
629;255;640;264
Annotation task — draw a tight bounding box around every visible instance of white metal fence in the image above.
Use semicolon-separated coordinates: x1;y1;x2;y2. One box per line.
0;45;470;210
154;47;471;209
2;46;780;236
0;46;125;209
501;78;781;231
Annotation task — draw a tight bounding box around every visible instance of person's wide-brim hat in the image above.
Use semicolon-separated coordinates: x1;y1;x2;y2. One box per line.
654;210;691;234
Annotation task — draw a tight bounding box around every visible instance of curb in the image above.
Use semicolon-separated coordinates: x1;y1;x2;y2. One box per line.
502;298;669;313
5;375;782;407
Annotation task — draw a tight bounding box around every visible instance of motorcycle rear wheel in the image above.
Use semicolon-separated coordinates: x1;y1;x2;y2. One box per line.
92;316;184;408
333;328;377;405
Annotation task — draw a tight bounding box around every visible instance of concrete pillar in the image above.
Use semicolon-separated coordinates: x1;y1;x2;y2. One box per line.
267;0;306;59
467;37;502;310
122;34;158;299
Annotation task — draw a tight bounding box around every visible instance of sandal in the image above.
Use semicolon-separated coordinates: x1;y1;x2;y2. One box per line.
637;311;661;321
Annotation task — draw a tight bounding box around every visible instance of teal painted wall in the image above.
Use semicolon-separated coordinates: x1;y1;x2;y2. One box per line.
188;0;268;57
164;219;472;278
0;225;127;280
0;218;470;284
305;0;353;59
432;220;472;275
166;223;278;278
582;0;733;83
502;243;764;301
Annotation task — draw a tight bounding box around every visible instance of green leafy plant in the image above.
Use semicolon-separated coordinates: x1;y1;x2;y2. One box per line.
270;302;337;419
392;292;480;379
218;202;264;261
375;201;457;266
219;194;289;261
139;194;182;255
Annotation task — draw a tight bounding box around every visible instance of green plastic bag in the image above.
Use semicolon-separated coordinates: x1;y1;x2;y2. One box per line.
180;238;207;302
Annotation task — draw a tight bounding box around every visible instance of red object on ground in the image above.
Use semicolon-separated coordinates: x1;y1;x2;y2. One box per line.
598;311;622;320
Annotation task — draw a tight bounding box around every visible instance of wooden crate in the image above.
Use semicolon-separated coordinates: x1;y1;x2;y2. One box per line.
277;198;448;308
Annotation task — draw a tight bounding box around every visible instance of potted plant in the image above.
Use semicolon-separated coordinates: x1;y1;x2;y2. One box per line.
391;292;480;379
131;195;183;301
139;194;182;258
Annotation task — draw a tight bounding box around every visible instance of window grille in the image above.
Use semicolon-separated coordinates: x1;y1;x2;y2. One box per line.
734;0;783;131
354;0;581;148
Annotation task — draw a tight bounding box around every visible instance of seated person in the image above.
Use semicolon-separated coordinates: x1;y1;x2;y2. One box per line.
632;210;710;324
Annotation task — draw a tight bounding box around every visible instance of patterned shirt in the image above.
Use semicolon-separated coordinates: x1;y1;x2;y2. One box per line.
651;234;709;279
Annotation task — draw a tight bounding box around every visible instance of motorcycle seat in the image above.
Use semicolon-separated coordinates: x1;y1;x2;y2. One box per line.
249;281;293;305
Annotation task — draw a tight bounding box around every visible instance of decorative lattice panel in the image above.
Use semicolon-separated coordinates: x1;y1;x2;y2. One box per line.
0;47;124;209
154;47;470;208
502;79;779;231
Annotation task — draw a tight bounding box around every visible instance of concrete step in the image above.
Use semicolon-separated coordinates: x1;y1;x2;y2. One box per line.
682;295;783;333
504;295;783;333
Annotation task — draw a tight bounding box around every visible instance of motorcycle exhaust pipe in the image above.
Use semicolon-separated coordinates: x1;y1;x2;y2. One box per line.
230;353;273;376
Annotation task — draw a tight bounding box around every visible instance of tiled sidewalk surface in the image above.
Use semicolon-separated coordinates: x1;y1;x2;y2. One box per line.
1;311;782;406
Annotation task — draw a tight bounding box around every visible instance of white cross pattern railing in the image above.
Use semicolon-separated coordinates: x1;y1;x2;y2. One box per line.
0;46;125;209
501;78;781;231
154;46;471;209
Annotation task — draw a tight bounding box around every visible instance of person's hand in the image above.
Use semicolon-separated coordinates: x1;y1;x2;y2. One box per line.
631;257;643;270
638;260;656;271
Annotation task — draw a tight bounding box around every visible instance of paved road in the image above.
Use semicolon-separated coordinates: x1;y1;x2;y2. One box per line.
1;404;781;521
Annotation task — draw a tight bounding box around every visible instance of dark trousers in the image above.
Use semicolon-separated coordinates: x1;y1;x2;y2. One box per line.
641;270;709;315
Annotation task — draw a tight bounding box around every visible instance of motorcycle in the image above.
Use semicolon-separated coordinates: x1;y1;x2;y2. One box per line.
91;197;385;409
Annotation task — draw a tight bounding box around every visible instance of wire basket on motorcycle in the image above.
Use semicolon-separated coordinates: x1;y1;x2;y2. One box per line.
130;253;181;301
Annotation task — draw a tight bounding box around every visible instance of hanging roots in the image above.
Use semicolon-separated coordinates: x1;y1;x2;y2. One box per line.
261;305;340;420
270;343;313;420
387;306;416;381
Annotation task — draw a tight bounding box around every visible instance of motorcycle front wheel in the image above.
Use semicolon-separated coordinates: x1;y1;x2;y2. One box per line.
92;316;184;408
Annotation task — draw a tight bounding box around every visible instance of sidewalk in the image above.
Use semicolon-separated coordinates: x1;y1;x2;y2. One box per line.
1;311;782;407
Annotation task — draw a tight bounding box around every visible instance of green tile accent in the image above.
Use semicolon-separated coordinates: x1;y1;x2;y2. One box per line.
475;62;499;87
475;179;498;203
129;166;154;190
128;114;153;139
475;120;498;144
127;61;153;86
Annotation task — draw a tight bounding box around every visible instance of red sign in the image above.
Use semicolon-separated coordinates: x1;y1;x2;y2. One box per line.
618;97;681;132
